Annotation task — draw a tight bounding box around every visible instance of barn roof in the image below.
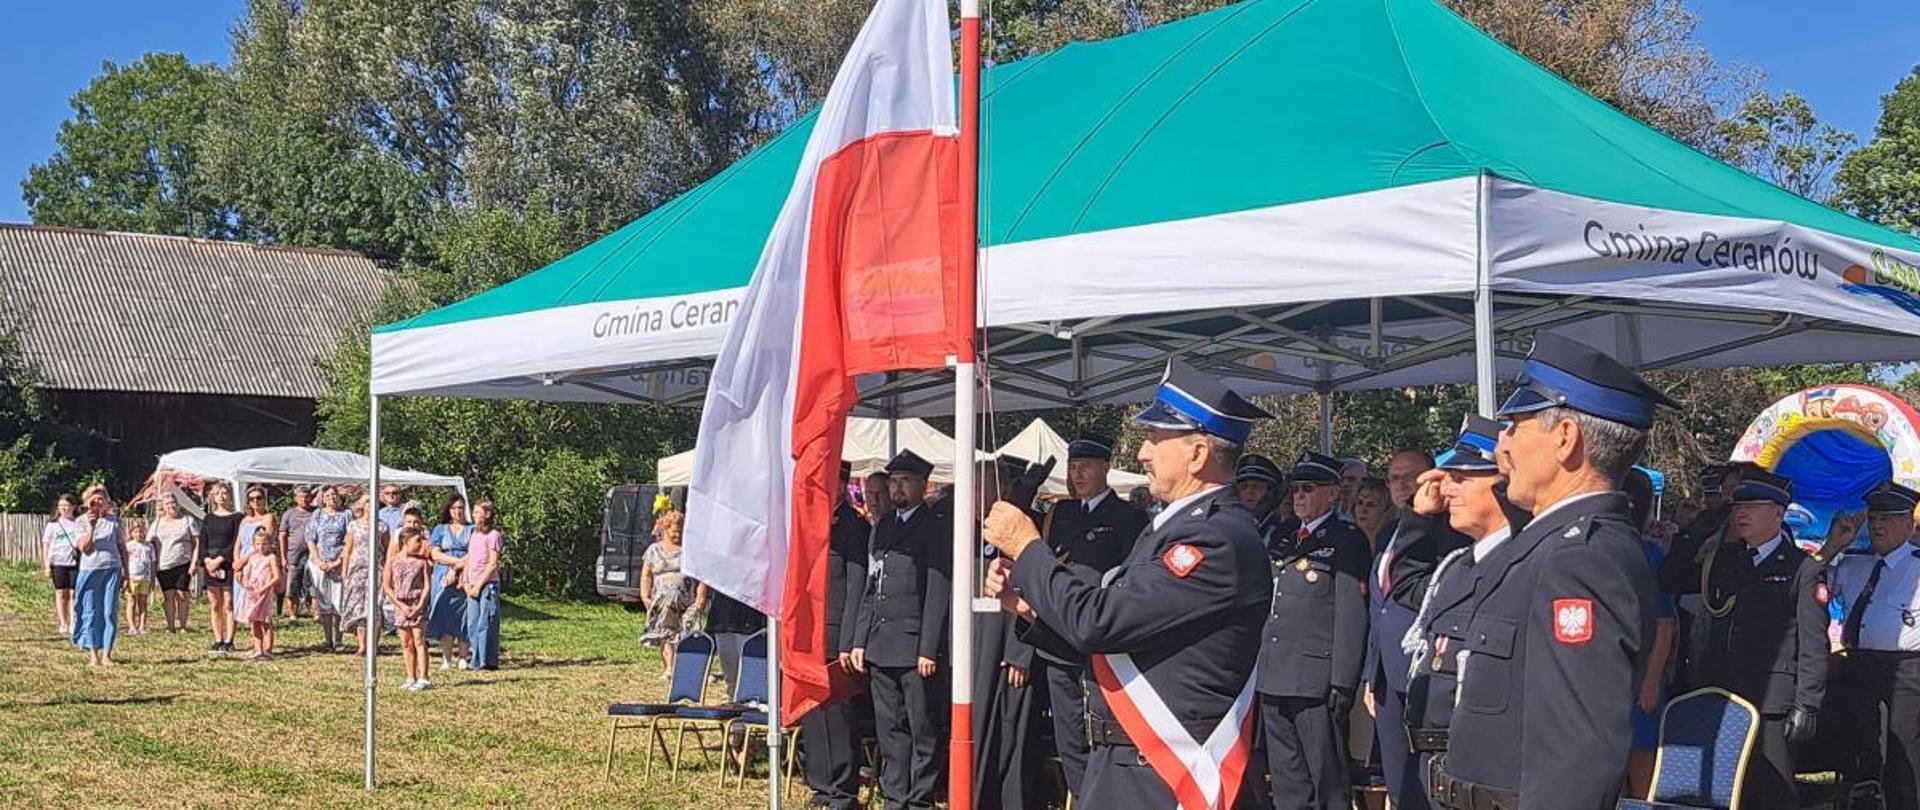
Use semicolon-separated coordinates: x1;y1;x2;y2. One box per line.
0;224;393;399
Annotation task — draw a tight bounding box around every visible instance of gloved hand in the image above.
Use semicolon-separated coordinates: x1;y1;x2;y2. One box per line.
1785;706;1818;744
1328;687;1356;724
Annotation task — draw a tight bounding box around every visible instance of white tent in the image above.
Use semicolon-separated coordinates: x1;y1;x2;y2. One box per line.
992;419;1149;498
656;416;969;486
154;446;467;500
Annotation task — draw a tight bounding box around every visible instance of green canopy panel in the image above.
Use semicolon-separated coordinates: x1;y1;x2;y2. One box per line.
371;0;1920;409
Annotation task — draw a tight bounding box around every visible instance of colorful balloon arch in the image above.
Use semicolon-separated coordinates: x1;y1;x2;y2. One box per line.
1730;384;1920;545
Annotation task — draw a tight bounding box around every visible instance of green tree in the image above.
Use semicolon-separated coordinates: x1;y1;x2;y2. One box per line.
1833;66;1920;235
21;53;236;237
1715;91;1856;200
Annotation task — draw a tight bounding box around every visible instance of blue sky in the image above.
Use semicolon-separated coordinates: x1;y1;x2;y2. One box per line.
0;1;1916;224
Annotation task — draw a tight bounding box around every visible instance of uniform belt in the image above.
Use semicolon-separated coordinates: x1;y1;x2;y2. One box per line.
1086;719;1133;748
1855;649;1920;660
1430;762;1519;810
1406;727;1448;754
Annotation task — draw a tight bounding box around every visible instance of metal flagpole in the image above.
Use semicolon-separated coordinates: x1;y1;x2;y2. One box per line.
767;616;783;808
949;2;983;808
1473;171;1497;416
363;391;381;791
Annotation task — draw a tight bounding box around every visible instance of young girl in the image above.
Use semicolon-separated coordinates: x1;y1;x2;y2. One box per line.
123;519;158;635
385;527;432;690
242;535;282;660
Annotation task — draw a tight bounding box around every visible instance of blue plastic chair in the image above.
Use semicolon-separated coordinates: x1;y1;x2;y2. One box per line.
661;630;764;779
604;632;716;778
713;632;798;793
1619;687;1761;810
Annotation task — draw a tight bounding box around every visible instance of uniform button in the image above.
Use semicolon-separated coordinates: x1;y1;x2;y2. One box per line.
1270;636;1279;642
1477;633;1486;643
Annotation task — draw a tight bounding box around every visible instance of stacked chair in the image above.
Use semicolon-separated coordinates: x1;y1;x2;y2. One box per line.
604;632;718;779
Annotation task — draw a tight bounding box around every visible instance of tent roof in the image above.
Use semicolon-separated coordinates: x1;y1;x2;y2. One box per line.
154;446;467;497
993;419;1150;498
372;0;1920;406
656;417;967;487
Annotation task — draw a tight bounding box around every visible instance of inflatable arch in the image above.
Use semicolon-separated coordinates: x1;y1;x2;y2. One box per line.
1730;384;1920;546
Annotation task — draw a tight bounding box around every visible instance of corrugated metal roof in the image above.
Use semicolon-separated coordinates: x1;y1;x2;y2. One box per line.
0;224;394;399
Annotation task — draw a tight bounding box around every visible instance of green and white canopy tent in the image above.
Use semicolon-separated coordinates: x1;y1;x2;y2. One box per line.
371;0;1920;417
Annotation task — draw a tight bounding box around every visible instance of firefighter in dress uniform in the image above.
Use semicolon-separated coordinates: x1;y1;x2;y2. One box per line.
847;450;952;810
981;359;1275;809
1255;450;1370;810
1430;333;1666;810
1026;432;1149;801
1402;416;1524;801
1681;468;1827;810
802;461;869;810
1831;480;1920;808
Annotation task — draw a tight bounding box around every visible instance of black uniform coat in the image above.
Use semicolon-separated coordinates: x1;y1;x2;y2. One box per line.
1258;512;1371;698
1010;491;1148;669
1369;508;1474;696
1441;492;1657;810
851;505;953;668
829;501;871;658
1012;487;1272;808
1695;535;1829;716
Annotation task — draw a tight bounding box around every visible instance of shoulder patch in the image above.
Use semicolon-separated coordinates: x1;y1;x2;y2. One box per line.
1552;598;1594;644
1163;543;1204;578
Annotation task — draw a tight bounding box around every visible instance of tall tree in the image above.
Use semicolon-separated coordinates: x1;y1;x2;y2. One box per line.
1833;66;1920;235
22;53;236;237
1714;91;1856;200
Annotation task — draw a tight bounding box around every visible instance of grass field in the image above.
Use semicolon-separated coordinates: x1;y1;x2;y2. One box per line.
0;563;784;808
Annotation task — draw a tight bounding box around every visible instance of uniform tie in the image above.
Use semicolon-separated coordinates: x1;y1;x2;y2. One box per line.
1295;526;1311;543
1844;559;1887;649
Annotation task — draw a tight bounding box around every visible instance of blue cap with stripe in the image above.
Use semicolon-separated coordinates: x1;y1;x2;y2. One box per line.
1495;334;1676;430
1133;359;1273;444
1436;414;1503;473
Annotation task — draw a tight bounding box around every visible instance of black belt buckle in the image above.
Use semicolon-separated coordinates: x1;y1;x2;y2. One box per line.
1086;720;1130;748
1407;727;1448;753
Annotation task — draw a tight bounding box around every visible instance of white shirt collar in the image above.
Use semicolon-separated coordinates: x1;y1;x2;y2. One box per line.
1153;485;1226;531
1086;489;1112;512
1473;524;1513;562
1750;533;1785;565
1527;489;1616;525
1298;509;1334;535
897;505;920;523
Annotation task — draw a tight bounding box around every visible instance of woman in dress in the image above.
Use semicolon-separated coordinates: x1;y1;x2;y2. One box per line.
150;494;199;632
638;510;708;677
41;494;81;635
463;499;505;671
199;483;243;654
426;494;473;670
233;488;277;635
340;494;384;656
308;487;353;651
71;490;128;667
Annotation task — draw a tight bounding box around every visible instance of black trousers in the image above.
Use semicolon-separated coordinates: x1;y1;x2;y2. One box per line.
801;697;862;810
1044;659;1092;797
1260;693;1346;810
1848;651;1920;809
1375;686;1429;810
1744;716;1796;810
870;665;940;810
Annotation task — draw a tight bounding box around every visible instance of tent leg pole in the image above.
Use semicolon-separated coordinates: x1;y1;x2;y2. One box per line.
364;393;381;792
1317;387;1334;455
1474;172;1497;416
767;616;783;809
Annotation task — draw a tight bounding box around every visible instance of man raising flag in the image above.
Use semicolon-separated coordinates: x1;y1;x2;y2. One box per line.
683;0;964;773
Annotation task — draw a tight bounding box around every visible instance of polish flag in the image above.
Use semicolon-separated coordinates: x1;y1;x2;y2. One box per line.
684;0;962;725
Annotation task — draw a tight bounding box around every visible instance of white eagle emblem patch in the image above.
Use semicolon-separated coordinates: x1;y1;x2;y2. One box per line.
1553;598;1594;644
1163;543;1204;578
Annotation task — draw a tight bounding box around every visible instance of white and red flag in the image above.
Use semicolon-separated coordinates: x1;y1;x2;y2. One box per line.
684;0;962;725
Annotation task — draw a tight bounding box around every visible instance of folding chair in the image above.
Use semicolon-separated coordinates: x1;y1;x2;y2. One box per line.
604;632;716;778
1619;687;1761;810
662;629;764;780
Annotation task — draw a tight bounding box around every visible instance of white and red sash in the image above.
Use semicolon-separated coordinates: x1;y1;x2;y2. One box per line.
1089;652;1258;810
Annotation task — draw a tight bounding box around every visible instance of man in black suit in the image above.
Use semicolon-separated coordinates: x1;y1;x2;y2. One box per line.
981;359;1275;809
1028;432;1149;800
1683;469;1827;810
1365;447;1467;810
801;462;868;810
1257;450;1371;810
848;450;952;810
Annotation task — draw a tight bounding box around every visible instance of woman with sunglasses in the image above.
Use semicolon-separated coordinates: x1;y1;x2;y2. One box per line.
235;488;278;648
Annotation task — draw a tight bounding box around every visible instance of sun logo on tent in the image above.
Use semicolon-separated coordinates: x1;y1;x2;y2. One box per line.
1841;253;1920;318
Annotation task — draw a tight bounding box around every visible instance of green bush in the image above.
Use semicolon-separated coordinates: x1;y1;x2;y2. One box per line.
489;449;613;599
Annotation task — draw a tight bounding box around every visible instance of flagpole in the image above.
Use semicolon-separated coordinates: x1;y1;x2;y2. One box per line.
950;2;982;809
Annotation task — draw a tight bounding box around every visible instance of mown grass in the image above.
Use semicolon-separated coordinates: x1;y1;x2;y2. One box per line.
0;564;782;808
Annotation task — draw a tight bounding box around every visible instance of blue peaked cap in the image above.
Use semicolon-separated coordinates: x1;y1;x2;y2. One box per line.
1731;468;1793;507
1134;359;1273;444
1436;414;1503;473
1495;334;1676;430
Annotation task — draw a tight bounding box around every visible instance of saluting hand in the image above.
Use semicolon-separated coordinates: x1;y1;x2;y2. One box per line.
982;502;1039;560
1412;469;1448;516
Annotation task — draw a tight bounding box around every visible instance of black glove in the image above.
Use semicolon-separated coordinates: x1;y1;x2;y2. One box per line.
1328;687;1355;723
1785;706;1818;744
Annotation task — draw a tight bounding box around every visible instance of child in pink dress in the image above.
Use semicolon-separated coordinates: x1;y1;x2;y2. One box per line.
242;542;281;660
385;527;432;690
